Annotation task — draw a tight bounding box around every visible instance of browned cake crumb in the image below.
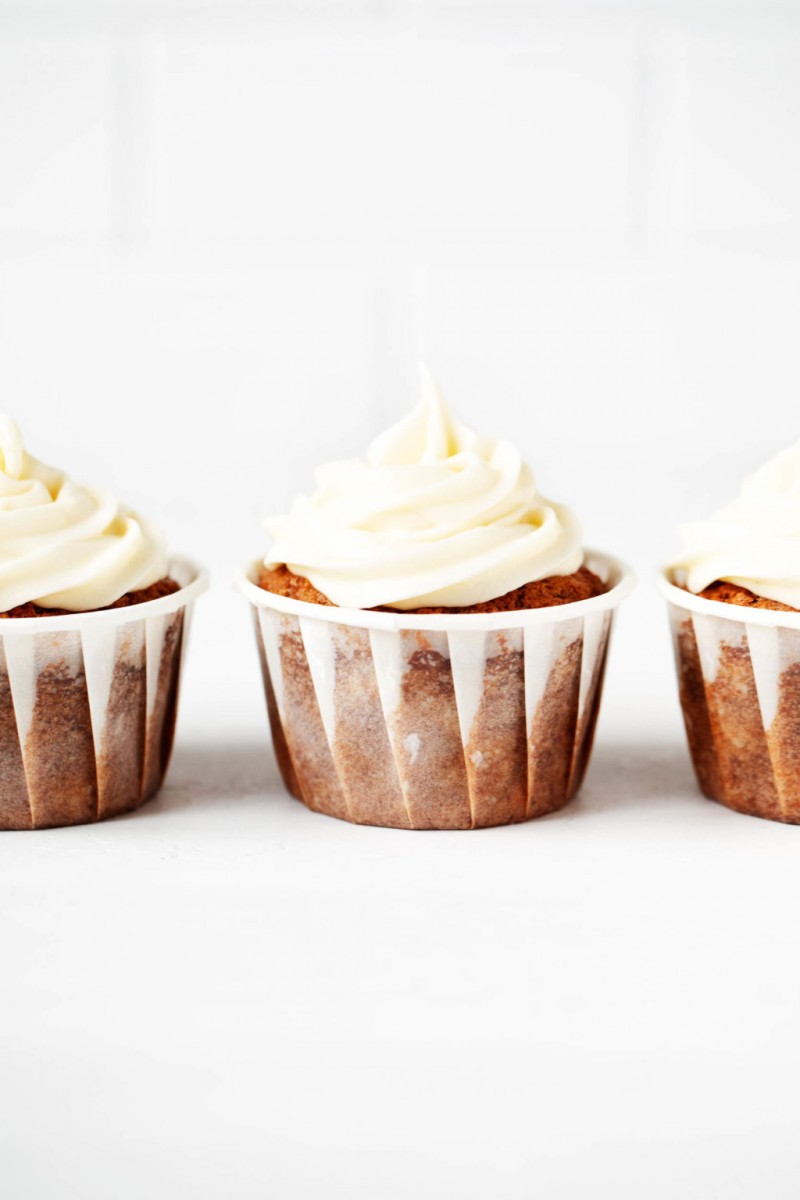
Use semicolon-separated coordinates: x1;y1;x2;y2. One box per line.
260;565;335;606
695;579;799;614
259;563;606;613
0;576;181;619
408;566;606;613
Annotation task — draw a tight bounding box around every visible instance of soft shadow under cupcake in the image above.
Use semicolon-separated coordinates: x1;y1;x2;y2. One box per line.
569;737;701;818
139;738;282;819
128;736;705;829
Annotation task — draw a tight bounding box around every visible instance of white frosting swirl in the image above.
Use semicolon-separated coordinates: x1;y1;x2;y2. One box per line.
672;439;800;608
264;367;584;610
0;417;168;612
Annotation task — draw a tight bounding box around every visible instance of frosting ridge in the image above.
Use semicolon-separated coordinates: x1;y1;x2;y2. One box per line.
0;418;168;612
264;367;584;610
671;439;800;608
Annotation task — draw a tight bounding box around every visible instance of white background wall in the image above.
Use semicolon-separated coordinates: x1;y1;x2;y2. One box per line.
3;0;800;548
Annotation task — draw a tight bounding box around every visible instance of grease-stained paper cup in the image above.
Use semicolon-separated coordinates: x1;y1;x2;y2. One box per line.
659;569;800;823
239;551;634;830
0;557;208;830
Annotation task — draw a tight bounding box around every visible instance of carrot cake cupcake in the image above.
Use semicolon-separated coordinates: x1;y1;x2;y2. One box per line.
0;417;207;830
240;368;633;829
661;439;800;822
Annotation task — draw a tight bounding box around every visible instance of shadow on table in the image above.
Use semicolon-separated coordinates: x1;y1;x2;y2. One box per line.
573;736;700;816
141;736;284;818
136;732;701;823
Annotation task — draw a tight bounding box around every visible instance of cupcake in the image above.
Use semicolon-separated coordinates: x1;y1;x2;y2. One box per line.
660;440;800;823
0;418;207;830
239;368;634;829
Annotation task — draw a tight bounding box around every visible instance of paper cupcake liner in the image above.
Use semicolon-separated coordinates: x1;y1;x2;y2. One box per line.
659;571;800;823
239;551;634;830
0;557;208;831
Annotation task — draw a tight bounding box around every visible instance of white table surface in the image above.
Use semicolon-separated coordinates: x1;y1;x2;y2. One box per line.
3;584;799;1200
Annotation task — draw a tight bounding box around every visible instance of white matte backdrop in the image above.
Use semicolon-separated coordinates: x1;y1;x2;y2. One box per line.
1;3;800;1198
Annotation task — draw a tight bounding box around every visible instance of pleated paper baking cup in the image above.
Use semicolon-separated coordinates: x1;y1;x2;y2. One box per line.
659;569;800;823
0;557;208;831
239;551;634;830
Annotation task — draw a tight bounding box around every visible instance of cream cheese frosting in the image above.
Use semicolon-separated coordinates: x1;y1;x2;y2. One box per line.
264;366;584;610
0;417;168;612
671;439;800;608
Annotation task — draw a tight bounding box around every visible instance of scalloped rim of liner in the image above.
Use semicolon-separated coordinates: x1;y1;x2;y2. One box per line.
658;568;800;631
0;556;209;635
238;548;635;632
